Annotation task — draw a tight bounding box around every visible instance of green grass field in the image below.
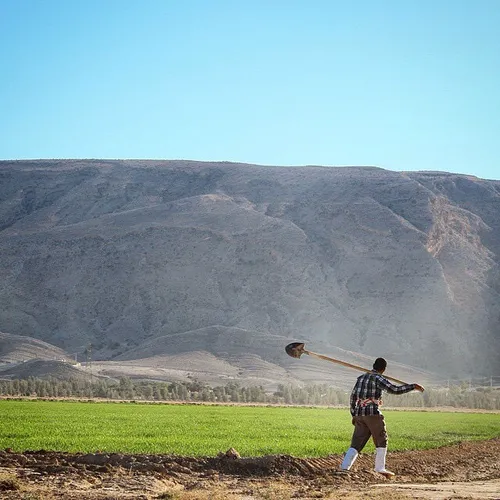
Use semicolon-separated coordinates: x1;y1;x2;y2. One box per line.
0;400;498;457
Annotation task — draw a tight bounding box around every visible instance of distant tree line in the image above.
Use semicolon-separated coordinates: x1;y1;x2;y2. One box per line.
0;377;498;410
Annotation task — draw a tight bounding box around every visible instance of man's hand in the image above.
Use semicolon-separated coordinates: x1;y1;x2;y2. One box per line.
414;384;425;392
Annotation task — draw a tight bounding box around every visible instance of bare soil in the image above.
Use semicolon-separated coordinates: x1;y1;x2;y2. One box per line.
0;438;499;499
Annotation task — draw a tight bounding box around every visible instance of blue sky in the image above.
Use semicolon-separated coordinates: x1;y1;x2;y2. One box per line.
1;0;499;180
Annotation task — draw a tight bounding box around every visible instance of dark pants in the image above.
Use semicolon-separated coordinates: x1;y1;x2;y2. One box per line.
350;415;388;451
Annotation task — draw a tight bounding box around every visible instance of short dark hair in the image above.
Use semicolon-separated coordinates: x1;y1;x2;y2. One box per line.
373;357;387;372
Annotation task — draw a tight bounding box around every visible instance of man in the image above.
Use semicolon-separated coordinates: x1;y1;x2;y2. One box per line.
340;357;424;476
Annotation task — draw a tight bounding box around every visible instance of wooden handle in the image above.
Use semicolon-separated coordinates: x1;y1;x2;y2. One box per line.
305;350;409;385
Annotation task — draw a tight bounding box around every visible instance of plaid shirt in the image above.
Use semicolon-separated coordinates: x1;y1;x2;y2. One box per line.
350;370;416;416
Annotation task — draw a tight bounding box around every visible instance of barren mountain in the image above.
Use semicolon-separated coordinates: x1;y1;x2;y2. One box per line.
94;326;436;390
0;160;498;384
0;359;89;382
0;332;69;363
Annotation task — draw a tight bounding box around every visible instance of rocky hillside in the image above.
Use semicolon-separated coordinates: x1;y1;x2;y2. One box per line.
0;160;498;381
0;332;69;363
0;359;90;382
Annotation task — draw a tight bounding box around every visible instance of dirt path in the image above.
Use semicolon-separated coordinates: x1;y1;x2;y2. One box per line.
0;438;499;499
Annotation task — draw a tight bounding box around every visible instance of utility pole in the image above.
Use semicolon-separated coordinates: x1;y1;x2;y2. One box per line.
85;343;93;397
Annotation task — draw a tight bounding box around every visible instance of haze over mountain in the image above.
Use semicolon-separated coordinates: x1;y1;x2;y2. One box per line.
0;160;498;386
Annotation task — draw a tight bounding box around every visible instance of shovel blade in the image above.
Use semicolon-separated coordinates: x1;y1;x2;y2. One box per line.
285;342;306;358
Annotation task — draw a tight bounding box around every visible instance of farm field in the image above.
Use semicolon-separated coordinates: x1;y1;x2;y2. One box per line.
0;400;499;455
0;400;499;499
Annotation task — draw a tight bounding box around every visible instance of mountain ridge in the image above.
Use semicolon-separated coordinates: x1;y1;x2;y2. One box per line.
0;160;498;382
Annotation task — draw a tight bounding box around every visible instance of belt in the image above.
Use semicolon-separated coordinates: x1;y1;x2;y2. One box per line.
356;398;382;407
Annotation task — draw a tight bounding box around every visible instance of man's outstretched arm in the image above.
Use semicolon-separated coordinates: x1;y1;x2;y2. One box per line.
375;375;425;394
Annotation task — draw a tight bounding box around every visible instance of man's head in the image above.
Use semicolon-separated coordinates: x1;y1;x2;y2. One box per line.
373;357;387;373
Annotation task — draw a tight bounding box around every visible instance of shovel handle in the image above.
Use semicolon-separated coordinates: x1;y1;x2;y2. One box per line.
305;350;409;385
